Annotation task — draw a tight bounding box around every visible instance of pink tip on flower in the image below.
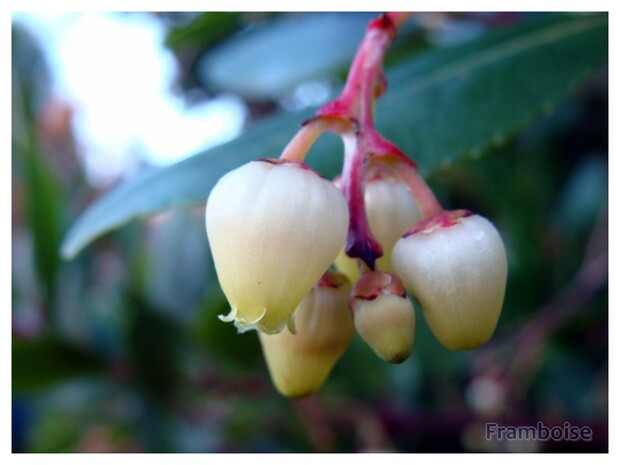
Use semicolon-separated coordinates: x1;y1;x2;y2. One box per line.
404;209;474;237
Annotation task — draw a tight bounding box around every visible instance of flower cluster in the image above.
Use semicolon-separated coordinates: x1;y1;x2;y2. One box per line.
205;12;508;397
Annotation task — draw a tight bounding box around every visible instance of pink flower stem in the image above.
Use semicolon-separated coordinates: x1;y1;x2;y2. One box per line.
315;13;400;122
340;135;383;270
305;13;419;267
388;162;444;220
280;118;327;163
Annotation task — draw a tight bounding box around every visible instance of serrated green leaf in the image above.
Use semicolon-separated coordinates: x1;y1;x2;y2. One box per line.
378;13;608;174
61;13;608;259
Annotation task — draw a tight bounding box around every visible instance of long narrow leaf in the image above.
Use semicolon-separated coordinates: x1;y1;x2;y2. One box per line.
61;13;608;260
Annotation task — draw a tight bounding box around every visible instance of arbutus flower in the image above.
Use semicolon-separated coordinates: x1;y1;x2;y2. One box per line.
259;271;354;397
350;271;416;363
392;211;508;351
206;159;349;334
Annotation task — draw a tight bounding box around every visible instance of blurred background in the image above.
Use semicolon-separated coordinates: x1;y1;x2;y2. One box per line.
12;12;608;452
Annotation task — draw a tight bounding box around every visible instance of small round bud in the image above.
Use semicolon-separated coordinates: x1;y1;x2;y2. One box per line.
350;271;416;364
259;272;354;397
206;159;349;334
392;211;507;351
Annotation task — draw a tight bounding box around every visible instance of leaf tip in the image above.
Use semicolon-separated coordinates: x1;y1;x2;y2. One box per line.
59;235;80;261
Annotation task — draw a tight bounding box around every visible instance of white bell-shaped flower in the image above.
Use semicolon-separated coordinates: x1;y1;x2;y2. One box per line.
392;212;507;351
206;159;349;334
259;272;354;397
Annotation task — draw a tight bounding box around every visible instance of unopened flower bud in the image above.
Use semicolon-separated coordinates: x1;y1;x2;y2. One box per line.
206;159;349;333
365;176;421;273
350;271;416;364
392;211;507;351
259;271;354;397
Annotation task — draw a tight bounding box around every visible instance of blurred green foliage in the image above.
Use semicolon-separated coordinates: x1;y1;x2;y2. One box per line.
12;12;607;453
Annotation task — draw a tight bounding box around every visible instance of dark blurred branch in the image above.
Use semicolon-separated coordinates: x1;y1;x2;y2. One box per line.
472;208;608;405
293;396;336;452
509;209;607;385
324;397;395;452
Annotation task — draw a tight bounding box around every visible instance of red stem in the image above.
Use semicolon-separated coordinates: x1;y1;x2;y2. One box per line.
340;135;383;270
280;118;327;162
319;13;400;124
389;162;444;220
303;13;422;265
